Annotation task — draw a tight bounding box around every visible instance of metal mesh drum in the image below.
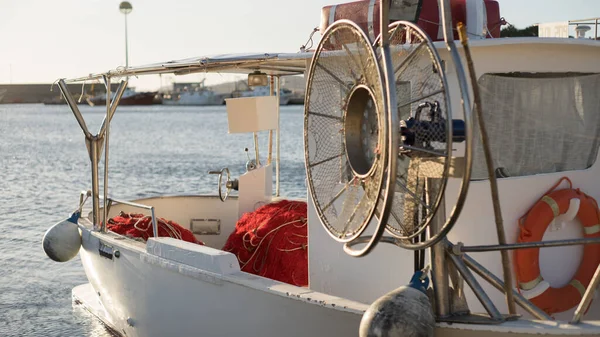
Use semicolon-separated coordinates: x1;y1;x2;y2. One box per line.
304;20;389;243
378;21;453;248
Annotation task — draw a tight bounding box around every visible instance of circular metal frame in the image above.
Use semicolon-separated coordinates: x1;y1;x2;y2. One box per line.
343;30;399;257
211;168;231;202
304;20;391;248
344;84;381;179
373;20;470;250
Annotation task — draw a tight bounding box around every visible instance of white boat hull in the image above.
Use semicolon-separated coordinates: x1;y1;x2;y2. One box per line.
162;92;225;106
75;223;600;337
76;225;364;337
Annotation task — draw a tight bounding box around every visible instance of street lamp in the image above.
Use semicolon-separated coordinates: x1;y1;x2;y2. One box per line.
119;1;133;68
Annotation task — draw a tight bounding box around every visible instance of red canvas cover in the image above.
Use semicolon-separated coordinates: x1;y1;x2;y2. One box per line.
320;0;501;43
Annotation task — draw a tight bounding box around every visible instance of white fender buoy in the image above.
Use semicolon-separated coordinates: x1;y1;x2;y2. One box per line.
43;212;82;262
360;271;435;337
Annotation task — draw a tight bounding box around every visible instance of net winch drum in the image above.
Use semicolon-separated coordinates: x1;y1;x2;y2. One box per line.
305;17;468;255
304;20;393;250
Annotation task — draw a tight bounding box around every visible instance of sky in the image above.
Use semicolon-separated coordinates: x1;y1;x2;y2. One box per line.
1;0;599;90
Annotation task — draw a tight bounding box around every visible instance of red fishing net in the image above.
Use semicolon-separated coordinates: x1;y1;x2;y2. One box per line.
223;200;308;287
107;212;203;245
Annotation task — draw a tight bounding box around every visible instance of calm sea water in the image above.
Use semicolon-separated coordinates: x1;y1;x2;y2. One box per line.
0;104;307;336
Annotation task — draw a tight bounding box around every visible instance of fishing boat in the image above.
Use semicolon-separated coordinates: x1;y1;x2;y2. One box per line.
235;85;292;105
162;86;226;106
43;0;600;336
88;87;158;106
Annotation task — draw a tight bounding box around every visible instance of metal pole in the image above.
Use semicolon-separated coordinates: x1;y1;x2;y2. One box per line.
458;237;600;252
79;190;91;214
102;76;111;232
447;250;504;321
90;138;100;229
429;179;450;318
125;14;129;68
253;132;260;167
458;21;516;316
268;76;274;165
571;261;600;323
435;0;474;253
98;80;128;137
461;253;552;320
596;19;598;40
57;79;92;138
275;76;281;197
150;207;158;237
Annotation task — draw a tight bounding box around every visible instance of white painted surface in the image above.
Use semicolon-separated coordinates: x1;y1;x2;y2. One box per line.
101;195;239;249
238;164;273;218
308;192;416;304
225;96;278;133
76;222;600;336
146;237;240;275
78;225;364;337
466;0;487;39
441;40;600;322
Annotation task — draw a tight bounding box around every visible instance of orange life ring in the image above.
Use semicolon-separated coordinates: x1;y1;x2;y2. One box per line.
515;178;600;315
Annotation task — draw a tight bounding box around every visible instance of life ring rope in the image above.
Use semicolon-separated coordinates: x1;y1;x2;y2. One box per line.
517;177;573;236
514;176;600;315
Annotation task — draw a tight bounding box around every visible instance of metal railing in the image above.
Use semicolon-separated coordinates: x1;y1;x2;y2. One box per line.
76;191;159;239
104;198;158;238
452;238;600;323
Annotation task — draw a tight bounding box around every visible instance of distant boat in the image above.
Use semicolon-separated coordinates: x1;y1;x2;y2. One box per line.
235;86;292;105
88;88;158;106
162;87;226;106
42;96;67;105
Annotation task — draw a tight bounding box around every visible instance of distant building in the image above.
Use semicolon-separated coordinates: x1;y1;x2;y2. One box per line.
537;18;600;39
0;83;120;104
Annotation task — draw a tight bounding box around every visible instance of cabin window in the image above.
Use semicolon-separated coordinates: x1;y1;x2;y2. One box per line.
472;72;600;179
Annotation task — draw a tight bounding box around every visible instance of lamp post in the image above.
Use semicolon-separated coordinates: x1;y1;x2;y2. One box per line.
119;1;133;68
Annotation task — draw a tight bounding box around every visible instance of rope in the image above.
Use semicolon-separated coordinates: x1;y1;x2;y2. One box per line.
78;82;86;103
74;193;90;215
418;17;508;39
517;177;573;234
111;213;186;241
50;79;60;92
222;200;308;286
238;219;306;270
300;27;319;52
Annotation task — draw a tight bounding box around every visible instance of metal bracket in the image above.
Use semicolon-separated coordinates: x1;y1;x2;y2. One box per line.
452;241;464;256
57;78;128;229
99;241;114;260
190;219;221;235
445;244;504;322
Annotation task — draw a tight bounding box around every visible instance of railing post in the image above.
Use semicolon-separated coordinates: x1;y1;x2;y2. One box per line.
429;179;450;318
89;137;101;229
571;261;600;323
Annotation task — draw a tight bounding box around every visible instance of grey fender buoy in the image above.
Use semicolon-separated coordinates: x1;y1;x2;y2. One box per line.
43;212;82;262
359;271;435;337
